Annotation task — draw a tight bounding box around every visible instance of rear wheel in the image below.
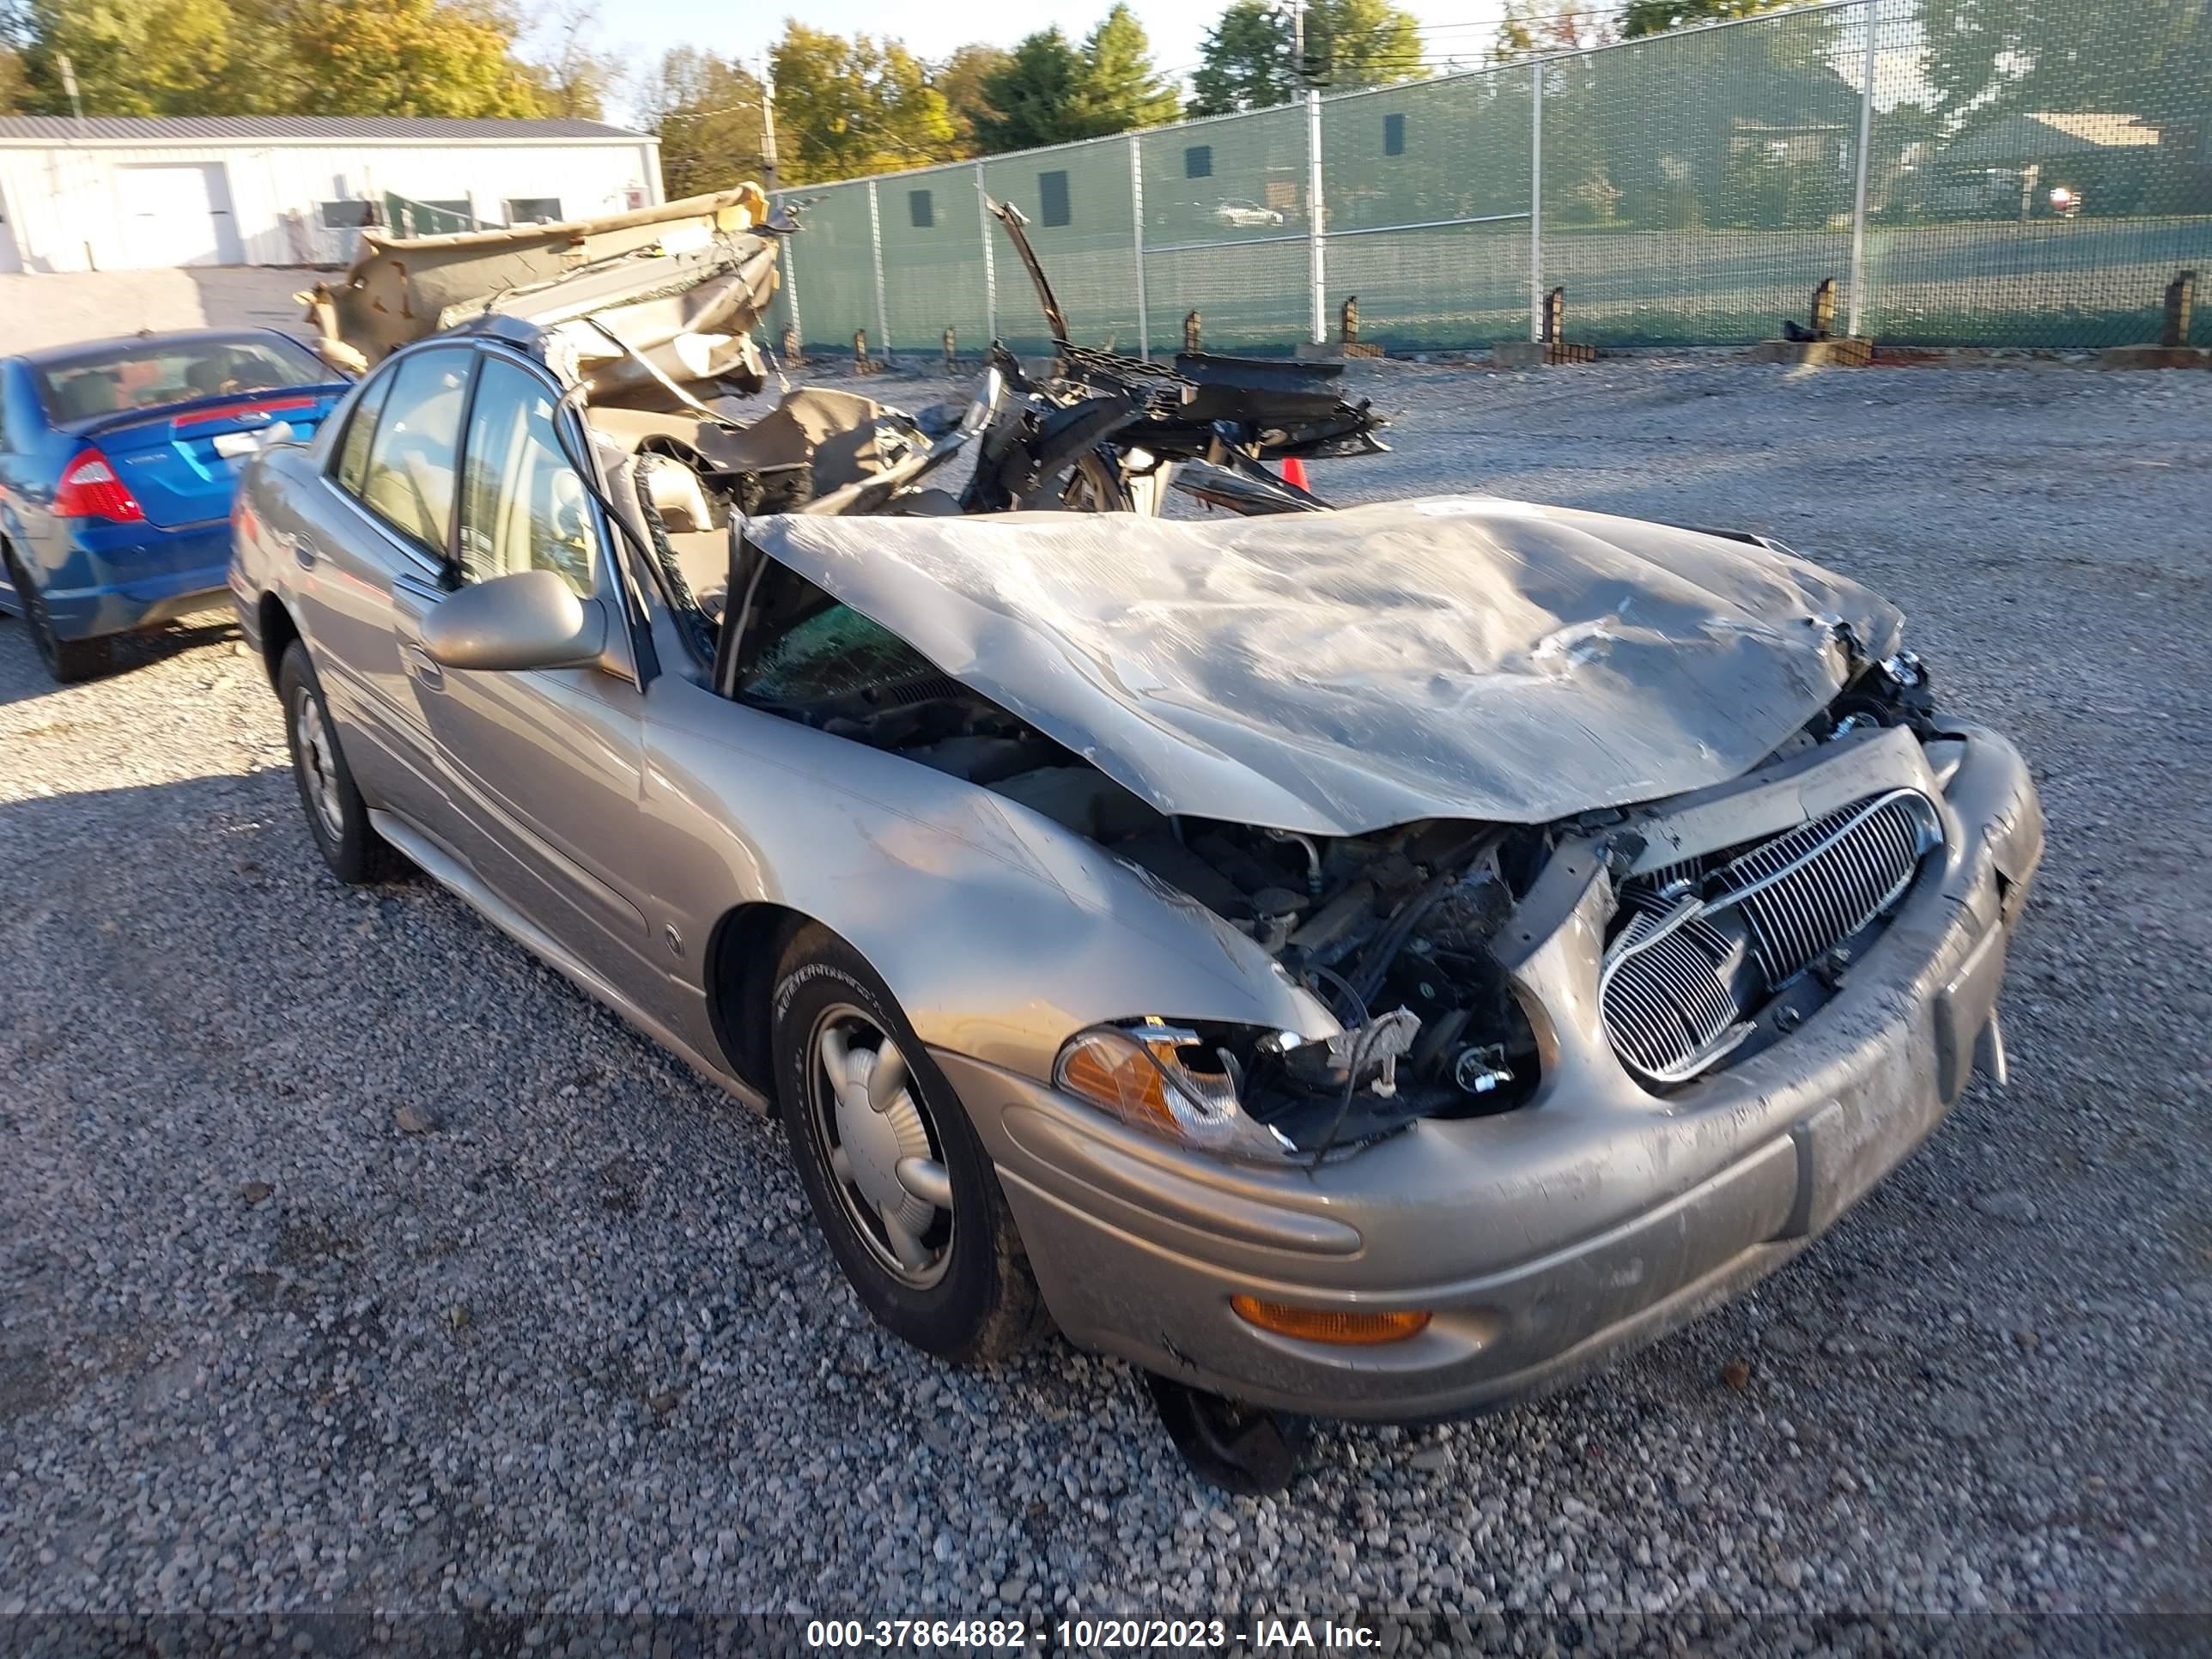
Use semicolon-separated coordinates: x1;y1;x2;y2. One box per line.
770;925;1042;1363
5;550;113;684
277;641;403;884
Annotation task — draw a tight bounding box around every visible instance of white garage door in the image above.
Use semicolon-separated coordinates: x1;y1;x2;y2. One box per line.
114;163;243;269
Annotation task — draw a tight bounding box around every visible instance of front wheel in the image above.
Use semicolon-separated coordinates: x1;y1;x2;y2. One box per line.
277;641;404;884
771;925;1043;1363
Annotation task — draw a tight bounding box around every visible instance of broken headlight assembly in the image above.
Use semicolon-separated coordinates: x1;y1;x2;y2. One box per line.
1054;1019;1296;1163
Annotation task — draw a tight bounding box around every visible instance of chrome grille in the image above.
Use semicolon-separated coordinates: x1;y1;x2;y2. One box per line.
1601;897;1751;1084
1601;788;1942;1085
1713;790;1941;985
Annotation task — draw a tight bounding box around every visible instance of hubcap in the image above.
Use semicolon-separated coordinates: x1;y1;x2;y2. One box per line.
806;1003;955;1287
292;689;345;841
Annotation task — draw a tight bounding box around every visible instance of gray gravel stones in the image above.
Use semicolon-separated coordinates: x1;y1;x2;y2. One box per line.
2;357;2207;1628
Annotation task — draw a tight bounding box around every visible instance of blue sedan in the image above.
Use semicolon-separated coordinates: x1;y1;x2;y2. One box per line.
0;328;350;681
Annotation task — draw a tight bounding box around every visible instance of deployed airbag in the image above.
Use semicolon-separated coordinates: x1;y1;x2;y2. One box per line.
745;498;1906;834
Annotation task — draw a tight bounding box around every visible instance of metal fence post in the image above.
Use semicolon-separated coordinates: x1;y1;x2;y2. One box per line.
1130;134;1151;361
1529;63;1544;344
1846;0;1877;338
866;179;890;356
777;194;805;354
975;161;997;343
1307;89;1328;345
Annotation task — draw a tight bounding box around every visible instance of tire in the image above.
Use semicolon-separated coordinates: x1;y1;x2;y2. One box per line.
1059;448;1136;513
277;641;404;884
5;549;113;684
770;924;1043;1363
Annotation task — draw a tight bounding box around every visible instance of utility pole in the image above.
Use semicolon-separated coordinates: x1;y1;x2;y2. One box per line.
58;53;84;125
1273;0;1315;89
758;52;781;194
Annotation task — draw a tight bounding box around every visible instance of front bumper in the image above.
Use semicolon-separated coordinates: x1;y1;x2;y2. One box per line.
939;726;2043;1421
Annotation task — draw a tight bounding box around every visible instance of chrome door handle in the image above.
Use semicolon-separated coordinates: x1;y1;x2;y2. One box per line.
403;643;445;690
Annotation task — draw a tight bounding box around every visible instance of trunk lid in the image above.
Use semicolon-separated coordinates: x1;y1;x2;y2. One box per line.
70;389;347;528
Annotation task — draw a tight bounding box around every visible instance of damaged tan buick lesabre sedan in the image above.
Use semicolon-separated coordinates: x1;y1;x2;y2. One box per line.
232;197;2041;1489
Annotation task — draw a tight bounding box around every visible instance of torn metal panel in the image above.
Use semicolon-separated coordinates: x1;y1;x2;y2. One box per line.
745;497;1905;835
300;186;779;383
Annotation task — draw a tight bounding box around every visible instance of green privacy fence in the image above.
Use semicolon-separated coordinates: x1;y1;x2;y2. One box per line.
384;193;479;238
766;0;2210;355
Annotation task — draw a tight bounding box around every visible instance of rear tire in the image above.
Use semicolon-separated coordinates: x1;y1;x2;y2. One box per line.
5;550;113;684
277;641;404;884
770;924;1043;1364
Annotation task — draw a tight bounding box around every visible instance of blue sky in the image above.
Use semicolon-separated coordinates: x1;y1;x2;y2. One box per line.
592;0;1515;121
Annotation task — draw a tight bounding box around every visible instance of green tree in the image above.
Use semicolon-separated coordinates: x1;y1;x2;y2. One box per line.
770;22;958;182
641;46;769;200
1188;0;1425;115
284;0;547;117
17;0;242;115
975;27;1085;149
933;42;1010;149
0;44;24;113
1077;4;1178;131
979;6;1177;148
15;0;553;117
1620;0;1794;38
1188;3;1281;114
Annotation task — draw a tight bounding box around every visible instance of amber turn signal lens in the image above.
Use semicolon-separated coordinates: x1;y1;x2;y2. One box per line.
1058;1032;1180;1134
1231;1296;1432;1346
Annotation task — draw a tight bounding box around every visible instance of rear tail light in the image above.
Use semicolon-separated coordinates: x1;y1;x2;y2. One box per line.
56;448;144;523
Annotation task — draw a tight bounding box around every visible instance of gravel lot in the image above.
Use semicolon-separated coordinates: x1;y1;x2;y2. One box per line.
3;357;2208;1646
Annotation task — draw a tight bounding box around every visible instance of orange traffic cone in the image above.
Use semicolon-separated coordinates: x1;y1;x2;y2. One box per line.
1280;457;1310;491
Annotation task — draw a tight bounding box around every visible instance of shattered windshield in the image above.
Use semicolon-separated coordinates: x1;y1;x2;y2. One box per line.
744;604;937;704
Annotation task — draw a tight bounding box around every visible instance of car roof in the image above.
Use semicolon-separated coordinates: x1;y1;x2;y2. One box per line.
16;327;305;369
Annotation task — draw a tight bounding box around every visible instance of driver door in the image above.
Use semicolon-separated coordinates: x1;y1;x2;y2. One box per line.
409;348;667;1014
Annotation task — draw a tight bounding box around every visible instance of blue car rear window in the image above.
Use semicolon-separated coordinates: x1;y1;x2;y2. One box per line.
36;336;328;424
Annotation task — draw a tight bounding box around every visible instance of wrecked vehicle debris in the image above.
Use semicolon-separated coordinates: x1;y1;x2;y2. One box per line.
978;200;1388;514
231;188;2045;1496
299;185;781;387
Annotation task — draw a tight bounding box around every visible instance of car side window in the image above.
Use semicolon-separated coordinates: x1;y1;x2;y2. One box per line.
333;367;395;497
457;356;597;599
354;349;471;557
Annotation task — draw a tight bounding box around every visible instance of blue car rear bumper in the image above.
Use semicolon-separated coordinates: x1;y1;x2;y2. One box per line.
35;521;234;641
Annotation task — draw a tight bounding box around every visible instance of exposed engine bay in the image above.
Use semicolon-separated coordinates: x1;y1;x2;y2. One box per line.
720;568;1948;1161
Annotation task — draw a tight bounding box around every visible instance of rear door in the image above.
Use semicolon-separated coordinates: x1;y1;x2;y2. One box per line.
296;345;475;834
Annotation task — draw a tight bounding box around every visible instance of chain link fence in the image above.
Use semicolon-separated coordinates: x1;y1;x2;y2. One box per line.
766;0;2209;356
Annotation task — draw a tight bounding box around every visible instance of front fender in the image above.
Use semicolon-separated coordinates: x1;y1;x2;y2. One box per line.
643;687;1328;1083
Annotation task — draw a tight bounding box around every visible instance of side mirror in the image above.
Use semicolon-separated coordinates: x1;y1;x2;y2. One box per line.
419;568;611;672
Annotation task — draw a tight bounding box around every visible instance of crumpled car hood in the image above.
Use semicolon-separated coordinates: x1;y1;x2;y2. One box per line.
747;497;1905;835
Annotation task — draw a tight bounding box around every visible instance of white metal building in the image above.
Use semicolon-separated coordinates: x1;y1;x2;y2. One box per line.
0;115;663;275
